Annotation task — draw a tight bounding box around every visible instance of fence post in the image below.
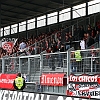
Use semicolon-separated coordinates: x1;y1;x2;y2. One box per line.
91;57;93;73
2;57;5;73
67;47;74;75
40;52;43;76
28;57;31;81
19;57;22;73
66;47;74;95
40;52;43;92
67;50;71;76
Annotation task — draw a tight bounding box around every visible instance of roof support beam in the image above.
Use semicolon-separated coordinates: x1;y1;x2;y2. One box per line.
2;3;43;13
1;13;24;19
1;8;35;17
18;0;55;9
50;0;64;5
3;20;11;23
50;0;72;7
1;18;17;23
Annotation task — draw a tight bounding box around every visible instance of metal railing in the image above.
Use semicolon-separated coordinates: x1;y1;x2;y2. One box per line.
1;47;100;77
70;48;100;74
0;47;100;93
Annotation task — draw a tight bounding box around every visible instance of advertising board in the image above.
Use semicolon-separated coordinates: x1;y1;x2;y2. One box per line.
0;74;17;90
0;89;94;100
40;73;66;86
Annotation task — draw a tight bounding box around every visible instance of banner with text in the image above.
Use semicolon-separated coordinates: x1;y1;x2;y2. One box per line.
40;73;66;86
0;74;17;90
67;74;100;99
0;89;95;100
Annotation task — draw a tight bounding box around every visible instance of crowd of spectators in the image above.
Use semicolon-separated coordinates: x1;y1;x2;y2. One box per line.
0;20;100;58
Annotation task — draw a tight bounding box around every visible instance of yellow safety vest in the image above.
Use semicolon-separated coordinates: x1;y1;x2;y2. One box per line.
15;77;24;89
75;50;82;61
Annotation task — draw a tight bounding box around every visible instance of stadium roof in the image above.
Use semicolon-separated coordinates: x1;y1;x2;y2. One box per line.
1;0;91;28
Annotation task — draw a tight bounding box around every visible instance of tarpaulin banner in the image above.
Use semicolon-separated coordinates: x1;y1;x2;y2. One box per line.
40;73;66;86
66;74;100;99
0;89;96;100
0;74;17;90
69;74;99;83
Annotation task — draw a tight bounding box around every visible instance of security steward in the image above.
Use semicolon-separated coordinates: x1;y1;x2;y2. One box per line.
13;73;26;91
74;47;82;72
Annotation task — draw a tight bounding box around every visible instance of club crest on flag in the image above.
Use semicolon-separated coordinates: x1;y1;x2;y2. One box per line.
2;38;17;53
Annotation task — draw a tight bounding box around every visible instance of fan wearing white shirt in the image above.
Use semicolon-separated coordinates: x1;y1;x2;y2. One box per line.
80;38;85;50
19;40;27;55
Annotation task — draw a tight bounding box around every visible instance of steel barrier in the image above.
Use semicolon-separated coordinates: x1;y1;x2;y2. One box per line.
70;48;100;74
0;48;100;94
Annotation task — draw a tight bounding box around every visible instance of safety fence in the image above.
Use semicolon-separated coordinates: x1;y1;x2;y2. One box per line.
0;48;100;95
0;47;100;78
70;48;100;73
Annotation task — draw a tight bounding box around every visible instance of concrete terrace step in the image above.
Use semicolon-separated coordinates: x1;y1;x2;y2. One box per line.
30;76;40;80
43;67;67;72
30;77;40;82
31;72;40;76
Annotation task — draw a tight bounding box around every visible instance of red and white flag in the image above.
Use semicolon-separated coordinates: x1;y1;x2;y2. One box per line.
2;38;17;53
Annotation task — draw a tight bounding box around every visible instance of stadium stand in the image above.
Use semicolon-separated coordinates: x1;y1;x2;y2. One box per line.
0;0;100;99
0;18;100;58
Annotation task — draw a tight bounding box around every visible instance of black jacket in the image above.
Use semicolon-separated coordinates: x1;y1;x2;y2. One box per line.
13;76;26;90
